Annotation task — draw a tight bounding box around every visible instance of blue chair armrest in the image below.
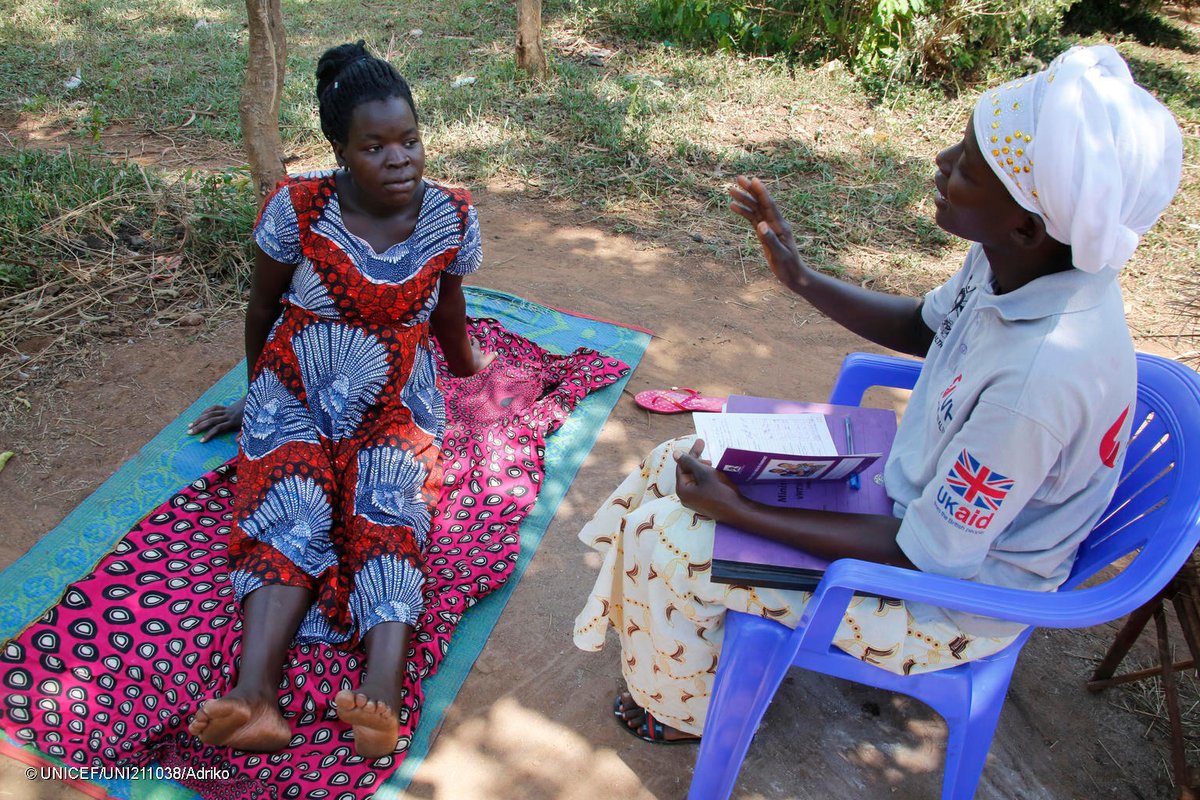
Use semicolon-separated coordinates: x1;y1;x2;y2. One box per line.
828;353;923;406
793;558;1165;654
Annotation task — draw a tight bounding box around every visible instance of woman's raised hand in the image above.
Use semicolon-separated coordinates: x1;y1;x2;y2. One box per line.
728;176;807;290
674;438;743;522
188;396;246;443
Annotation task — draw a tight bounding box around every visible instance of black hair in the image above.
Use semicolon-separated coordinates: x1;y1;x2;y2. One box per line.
315;40;418;144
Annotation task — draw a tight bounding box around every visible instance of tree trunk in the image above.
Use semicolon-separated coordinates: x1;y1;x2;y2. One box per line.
241;0;287;203
515;0;547;77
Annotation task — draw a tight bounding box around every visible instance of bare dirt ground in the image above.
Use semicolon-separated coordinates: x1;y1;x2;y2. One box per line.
0;183;1194;799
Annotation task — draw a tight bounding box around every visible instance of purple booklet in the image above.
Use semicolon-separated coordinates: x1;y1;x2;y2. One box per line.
717;447;881;483
710;396;898;591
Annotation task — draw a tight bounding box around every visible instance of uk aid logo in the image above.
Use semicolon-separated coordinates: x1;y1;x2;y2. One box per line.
936;374;961;433
936;449;1014;531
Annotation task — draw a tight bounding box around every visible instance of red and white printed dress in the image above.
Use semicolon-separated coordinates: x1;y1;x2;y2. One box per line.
232;171;482;647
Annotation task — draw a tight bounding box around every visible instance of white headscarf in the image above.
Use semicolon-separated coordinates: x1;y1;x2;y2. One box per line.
972;45;1183;273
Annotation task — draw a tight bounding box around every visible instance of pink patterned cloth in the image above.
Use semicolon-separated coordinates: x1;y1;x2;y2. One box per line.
0;318;628;799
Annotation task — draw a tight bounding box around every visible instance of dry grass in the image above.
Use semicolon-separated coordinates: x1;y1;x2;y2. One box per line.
1108;652;1200;789
0;146;250;424
1174;279;1200;364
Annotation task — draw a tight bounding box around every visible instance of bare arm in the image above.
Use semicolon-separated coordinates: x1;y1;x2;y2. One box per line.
431;273;494;377
189;245;295;442
674;439;916;569
730;176;934;358
243;245;296;383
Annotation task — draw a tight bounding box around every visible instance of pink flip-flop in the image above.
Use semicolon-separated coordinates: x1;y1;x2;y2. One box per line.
633;387;726;414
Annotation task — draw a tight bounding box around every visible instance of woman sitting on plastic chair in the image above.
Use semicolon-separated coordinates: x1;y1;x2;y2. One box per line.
573;45;1184;745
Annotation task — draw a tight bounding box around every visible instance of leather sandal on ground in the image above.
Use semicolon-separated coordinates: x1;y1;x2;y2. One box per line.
612;695;700;745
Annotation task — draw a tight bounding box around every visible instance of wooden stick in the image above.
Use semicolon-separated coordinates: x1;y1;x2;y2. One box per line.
1086;659;1197;691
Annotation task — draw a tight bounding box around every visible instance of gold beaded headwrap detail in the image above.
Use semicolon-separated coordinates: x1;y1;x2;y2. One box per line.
974;71;1052;217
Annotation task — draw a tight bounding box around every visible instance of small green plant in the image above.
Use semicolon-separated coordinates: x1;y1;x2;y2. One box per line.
83;103;107;141
180;167;256;287
19;94;49;112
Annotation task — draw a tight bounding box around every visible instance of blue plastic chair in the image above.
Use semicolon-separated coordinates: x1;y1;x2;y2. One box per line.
689;351;1200;800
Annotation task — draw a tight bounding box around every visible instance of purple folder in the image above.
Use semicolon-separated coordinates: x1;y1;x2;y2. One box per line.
710;396;898;591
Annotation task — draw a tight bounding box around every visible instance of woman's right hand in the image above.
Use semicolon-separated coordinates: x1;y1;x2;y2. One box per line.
674;439;744;522
728;175;807;291
470;340;498;376
188;396;246;443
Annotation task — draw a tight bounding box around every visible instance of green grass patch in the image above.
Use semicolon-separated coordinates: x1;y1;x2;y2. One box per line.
0;0;958;279
3;0;247;139
1;0;1196;299
0;147;253;292
0;147;167;289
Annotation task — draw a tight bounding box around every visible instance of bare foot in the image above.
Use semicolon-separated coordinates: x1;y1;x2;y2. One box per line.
334;688;398;759
613;692;701;743
188;694;291;752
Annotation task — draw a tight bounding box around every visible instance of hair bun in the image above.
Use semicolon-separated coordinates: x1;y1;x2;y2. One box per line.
315;40;370;99
314;41;418;143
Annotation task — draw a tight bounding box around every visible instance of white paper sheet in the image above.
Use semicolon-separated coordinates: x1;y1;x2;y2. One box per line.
691;412;837;463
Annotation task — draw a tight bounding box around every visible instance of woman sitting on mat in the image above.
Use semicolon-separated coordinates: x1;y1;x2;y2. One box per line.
186;41;494;758
573;45;1183;744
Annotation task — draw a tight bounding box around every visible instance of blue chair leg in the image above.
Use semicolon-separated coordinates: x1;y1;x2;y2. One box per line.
938;661;1015;800
688;613;800;800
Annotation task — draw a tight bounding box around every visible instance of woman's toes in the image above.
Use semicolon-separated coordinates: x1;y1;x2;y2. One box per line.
335;688;399;759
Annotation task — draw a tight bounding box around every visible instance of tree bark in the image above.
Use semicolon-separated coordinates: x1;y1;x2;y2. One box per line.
515;0;547;78
241;0;287;203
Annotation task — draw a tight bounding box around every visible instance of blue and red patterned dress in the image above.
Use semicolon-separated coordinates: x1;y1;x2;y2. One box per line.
230;171;482;647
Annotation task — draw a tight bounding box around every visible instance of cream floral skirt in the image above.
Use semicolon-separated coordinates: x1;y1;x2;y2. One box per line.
572;437;1018;736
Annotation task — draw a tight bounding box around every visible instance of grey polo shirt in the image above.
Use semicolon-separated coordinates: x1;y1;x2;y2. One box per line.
885;245;1137;636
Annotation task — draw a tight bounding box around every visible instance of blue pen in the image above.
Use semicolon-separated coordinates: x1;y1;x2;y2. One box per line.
844;415;860;490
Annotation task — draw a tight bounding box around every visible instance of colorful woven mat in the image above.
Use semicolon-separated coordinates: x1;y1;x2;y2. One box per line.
0;288;650;799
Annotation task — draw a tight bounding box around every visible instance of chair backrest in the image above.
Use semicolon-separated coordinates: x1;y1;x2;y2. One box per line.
1063;354;1200;593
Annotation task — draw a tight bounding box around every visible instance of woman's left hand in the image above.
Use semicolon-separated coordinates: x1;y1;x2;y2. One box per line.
674;439;744;522
187;396;246;443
